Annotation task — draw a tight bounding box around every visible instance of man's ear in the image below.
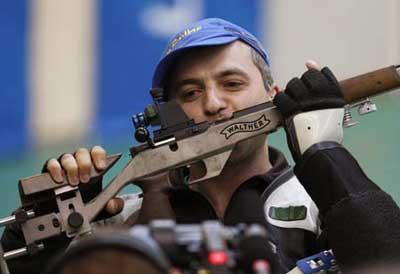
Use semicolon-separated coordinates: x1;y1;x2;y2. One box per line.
268;83;280;99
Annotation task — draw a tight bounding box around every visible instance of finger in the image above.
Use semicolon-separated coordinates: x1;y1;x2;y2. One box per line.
60;154;79;186
302;69;333;101
75;148;92;183
105;197;124;215
273;92;299;118
90;146;106;170
321;67;341;87
46;158;64;183
321;67;345;101
305;60;321;71
285;77;308;101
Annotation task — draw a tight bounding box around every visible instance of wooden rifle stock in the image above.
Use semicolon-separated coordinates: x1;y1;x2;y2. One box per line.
339;65;400;103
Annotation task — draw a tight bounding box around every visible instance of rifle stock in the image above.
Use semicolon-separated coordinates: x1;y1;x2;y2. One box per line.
340;65;400;103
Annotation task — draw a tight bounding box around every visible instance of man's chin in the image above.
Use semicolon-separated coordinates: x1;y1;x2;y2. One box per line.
226;135;268;166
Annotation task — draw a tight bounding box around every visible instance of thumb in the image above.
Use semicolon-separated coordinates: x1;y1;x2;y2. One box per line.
305;59;321;70
273;92;298;118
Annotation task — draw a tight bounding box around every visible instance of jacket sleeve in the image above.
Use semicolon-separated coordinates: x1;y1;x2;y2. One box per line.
294;141;400;272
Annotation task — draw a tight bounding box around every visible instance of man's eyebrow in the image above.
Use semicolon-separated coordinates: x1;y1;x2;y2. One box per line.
172;68;249;90
215;68;250;80
174;78;204;89
167;78;203;99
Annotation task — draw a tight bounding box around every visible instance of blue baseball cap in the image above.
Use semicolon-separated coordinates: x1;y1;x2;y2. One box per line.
151;18;270;92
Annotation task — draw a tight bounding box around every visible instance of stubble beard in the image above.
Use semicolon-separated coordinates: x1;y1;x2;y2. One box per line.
224;135;268;169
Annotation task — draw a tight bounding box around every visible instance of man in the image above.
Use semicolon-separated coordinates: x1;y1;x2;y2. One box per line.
2;18;400;274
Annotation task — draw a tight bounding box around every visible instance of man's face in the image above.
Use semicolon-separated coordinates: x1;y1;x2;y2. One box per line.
167;41;273;123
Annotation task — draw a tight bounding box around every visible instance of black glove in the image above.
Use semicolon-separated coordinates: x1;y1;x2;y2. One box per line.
273;67;345;162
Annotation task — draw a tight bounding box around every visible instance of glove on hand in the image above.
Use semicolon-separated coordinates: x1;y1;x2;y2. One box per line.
273;67;346;162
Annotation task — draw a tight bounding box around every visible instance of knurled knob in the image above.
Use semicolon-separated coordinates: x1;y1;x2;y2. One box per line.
68;212;84;229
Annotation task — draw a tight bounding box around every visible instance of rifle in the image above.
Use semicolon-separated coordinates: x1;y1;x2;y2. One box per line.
0;65;399;273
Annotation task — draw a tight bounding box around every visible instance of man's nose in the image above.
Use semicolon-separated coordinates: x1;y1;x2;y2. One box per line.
203;88;229;118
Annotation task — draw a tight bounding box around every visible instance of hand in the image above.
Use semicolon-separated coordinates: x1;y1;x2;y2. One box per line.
132;173;175;224
273;60;346;161
134;172;170;194
46;146;124;215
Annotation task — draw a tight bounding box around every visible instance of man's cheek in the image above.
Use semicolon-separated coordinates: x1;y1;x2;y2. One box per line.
181;105;203;122
237;95;259;109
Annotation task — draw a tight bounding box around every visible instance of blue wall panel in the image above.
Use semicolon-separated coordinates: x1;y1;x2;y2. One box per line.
0;1;28;156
